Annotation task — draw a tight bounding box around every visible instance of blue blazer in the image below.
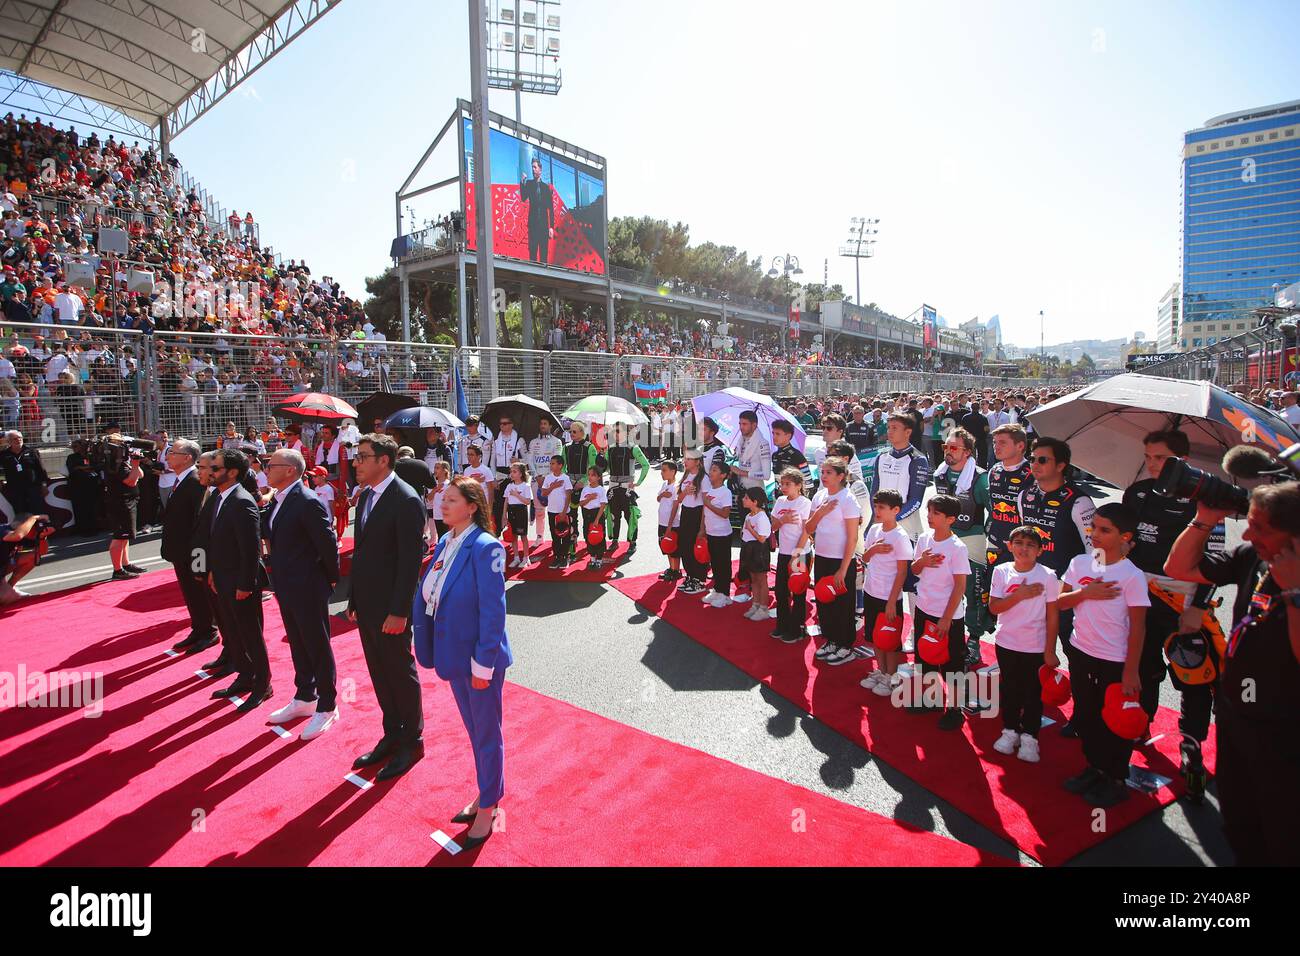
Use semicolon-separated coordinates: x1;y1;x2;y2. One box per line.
412;524;512;681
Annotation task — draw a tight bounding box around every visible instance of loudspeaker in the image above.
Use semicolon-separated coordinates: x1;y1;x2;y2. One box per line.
127;270;155;295
65;260;96;290
96;227;129;255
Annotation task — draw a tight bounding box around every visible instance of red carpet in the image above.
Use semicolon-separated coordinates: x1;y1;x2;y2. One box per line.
613;573;1217;867
0;572;1006;867
504;541;629;583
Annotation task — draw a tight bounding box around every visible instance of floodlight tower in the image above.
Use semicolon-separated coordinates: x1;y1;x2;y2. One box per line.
486;0;563;124
839;217;879;308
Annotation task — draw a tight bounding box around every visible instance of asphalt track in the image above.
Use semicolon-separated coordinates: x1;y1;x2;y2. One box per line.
16;489;1237;866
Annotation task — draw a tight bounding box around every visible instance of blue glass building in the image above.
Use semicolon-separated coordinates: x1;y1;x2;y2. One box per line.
1180;100;1300;349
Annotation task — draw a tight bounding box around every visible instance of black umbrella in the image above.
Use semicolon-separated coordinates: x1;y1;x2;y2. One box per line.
356;391;417;434
482;394;561;441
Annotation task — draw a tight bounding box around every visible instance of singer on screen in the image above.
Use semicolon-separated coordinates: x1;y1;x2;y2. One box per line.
520;156;554;264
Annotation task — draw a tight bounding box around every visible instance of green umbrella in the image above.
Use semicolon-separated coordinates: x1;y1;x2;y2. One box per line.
561;394;649;429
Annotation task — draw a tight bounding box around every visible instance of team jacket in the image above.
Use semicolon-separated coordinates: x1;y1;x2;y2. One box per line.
1122;478;1221;605
985;458;1032;565
607;444;651;488
564;438;599;481
1016;481;1094;576
933;464;989;557
772;443;811;485
528;435;564;480
492;432;525;476
869;445;930;520
735;432;773;488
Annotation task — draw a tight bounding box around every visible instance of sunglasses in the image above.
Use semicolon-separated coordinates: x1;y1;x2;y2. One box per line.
1032;455;1055;465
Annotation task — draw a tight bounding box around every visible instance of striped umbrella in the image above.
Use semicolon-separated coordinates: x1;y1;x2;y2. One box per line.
273;392;359;423
562;394;649;428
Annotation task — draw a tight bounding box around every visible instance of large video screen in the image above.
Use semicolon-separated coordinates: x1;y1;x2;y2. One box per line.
462;118;607;275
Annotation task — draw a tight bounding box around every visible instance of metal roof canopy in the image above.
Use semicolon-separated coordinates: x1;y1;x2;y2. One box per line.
0;0;341;142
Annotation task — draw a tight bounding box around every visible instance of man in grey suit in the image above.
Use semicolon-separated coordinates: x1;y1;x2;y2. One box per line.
346;433;427;781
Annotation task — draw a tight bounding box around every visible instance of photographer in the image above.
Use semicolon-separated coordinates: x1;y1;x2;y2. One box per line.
1122;430;1221;795
101;424;147;581
1164;481;1300;866
1;429;48;516
0;512;54;605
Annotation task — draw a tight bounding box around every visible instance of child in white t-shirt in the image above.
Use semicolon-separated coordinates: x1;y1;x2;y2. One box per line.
770;467;812;642
655;459;682;583
739;487;773;622
462;444;495;513
1057;503;1150;808
539;455;573;568
861;489;915;697
425;460;450;543
311;470;335;512
504;462;534;568
579;466;609;568
700;461;735;606
910;494;972;730
988;525;1061;763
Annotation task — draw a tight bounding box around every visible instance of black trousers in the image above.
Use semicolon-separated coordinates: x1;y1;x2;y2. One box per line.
996;644;1044;736
1181;683;1215;743
707;532;732;595
582;506;606;559
358;617;423;747
774;552;807;635
173;562;216;641
1139;599;1177;719
1070;649;1131;781
608;486;637;543
275;583;336;712
201;579;231;658
528;229;549;263
216;586;269;686
547;511;566;556
491;470;511;532
1215;705;1300;865
814;554;857;648
678;506;706;580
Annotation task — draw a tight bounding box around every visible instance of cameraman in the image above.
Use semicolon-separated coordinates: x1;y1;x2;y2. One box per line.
101;424;147;581
1165;482;1300;866
1122;430;1221;792
0;512;53;605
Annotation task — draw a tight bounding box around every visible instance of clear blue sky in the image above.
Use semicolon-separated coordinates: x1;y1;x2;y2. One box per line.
169;0;1298;348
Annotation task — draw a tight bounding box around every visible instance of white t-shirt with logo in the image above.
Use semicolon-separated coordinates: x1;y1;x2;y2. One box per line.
990;562;1061;653
542;473;573;513
579;483;608;510
771;494;812;555
677;471;704;508
656;478;679;527
741;510;771;543
463;464;495;489
914;531;972;618
863;524;915;601
701;475;733;537
504;481;533;506
1062;554;1150;662
314;483;335;509
810;487;862;559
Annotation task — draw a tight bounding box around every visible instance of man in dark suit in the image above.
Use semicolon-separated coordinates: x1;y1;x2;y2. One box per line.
263;448;341;740
520;157;554;264
189;451;232;675
347;433;427;780
164;439;218;656
201;448;272;714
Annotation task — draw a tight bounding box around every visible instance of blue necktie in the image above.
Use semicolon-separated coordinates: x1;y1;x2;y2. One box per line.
358;489;373;533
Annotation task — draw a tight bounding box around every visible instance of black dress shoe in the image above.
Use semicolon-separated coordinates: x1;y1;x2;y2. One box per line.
201;654;230;672
451;808;478;825
459;823;495;850
375;744;424;781
352;740;397;771
183;634;219;656
123;563;149;575
211;680;252;700
172;632;203;652
235;685;273;714
1059;719;1079;738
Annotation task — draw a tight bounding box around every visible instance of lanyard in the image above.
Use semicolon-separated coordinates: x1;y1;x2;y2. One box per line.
1226;563;1275;659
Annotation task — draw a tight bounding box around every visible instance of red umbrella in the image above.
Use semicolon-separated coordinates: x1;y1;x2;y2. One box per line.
273;392;359;423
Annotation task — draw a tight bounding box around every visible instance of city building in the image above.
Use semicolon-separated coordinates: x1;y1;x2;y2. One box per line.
1157;283;1180;352
1180;100;1300;350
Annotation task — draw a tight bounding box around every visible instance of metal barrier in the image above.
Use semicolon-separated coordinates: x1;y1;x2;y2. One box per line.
1132;326;1292;390
0;320;1045;450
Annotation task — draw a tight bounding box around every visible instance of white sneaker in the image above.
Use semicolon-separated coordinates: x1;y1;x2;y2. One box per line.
300;708;339;741
732;592;752;604
993;728;1020;755
872;676;895;697
823;646;855;666
711;594;732;608
814;642;836;660
746;605;767;621
1017;734;1040;763
860;671;883;689
268;698;316;725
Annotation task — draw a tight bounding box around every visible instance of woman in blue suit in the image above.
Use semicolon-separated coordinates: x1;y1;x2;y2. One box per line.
413;474;512;849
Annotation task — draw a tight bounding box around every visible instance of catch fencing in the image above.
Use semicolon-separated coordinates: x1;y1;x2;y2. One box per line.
0;321;1042;451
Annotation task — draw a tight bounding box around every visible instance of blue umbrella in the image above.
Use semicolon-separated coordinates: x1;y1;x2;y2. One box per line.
383;407;466;431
